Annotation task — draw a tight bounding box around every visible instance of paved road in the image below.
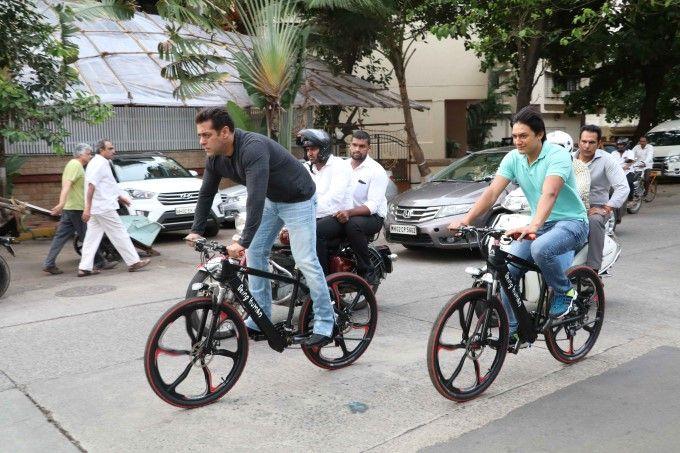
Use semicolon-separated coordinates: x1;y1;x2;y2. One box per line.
1;183;679;452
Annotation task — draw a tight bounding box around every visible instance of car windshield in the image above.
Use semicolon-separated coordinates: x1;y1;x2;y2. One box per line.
647;130;680;147
431;152;507;182
113;156;192;182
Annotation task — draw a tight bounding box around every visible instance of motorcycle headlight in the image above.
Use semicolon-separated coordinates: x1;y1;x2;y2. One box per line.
501;195;530;212
126;189;155;199
435;203;475;218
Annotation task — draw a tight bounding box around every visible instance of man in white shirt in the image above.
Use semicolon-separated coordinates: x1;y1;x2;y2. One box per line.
316;130;388;284
613;138;636;221
631;135;654;189
78;139;150;276
299;129;352;219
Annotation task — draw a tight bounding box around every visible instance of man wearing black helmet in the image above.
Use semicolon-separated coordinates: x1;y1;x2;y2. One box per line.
297;129;353;275
186;107;335;347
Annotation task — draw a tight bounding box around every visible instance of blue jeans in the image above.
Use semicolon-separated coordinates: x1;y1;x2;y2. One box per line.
501;219;589;331
245;197;334;337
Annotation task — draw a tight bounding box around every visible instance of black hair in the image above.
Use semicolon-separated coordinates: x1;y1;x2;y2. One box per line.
580;124;602;141
352;130;371;145
512;106;546;143
195;107;235;133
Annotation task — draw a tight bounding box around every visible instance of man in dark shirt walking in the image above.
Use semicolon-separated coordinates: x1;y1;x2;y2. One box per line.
185;107;334;346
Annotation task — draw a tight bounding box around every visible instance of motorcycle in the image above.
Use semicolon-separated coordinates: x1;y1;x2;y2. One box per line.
185;213;397;306
626;170;645;215
0;236;16;298
492;187;622;276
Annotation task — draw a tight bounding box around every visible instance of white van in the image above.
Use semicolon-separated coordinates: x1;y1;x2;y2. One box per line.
648;119;680;177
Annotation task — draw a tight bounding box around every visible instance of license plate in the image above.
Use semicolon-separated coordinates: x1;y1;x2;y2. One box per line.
390;224;417;235
175;206;195;215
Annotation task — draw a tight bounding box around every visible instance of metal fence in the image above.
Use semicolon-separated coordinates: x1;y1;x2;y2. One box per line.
4;106;203;155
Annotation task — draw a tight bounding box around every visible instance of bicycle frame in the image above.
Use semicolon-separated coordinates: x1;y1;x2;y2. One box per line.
214;257;310;353
486;237;542;343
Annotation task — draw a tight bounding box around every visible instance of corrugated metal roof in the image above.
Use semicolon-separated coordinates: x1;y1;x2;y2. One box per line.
34;0;426;111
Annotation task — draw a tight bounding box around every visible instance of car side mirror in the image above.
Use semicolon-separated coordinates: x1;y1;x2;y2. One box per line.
189;170;198;177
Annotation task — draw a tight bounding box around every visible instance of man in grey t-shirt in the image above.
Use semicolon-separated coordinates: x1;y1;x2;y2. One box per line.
575;125;629;272
185;107;334;347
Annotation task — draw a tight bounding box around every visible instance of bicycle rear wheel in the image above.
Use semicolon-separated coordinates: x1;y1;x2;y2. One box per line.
144;297;249;408
644;179;657;202
299;273;377;369
544;266;605;364
427;288;509;402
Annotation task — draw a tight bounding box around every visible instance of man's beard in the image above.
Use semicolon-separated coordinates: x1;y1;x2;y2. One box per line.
351;153;367;163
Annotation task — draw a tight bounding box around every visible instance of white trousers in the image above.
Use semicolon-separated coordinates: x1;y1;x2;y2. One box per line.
79;210;140;270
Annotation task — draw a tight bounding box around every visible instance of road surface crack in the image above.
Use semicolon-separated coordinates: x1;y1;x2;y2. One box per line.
1;371;87;452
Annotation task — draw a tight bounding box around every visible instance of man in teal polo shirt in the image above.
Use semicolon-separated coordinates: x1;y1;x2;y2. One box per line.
449;107;588;338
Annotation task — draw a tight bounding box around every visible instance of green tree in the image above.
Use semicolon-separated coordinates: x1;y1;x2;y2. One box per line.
551;0;680;139
157;0;309;146
0;0;134;196
427;0;600;110
373;0;432;176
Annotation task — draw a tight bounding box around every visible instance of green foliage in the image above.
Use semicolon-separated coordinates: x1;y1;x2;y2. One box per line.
0;0;133;162
225;101;267;134
157;0;307;144
424;0;600;108
550;0;680;136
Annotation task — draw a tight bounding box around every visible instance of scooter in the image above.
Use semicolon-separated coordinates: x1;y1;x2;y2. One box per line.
186;212;397;306
494;187;622;276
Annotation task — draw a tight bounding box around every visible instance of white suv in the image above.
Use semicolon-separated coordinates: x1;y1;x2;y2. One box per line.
111;154;223;236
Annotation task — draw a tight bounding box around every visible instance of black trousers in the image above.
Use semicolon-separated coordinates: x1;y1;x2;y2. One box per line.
316;214;384;275
626;172;636;200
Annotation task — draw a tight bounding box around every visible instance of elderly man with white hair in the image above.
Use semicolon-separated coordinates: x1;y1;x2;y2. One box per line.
42;143;117;274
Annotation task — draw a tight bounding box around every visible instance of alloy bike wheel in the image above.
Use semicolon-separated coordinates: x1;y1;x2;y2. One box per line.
427;288;509;402
544;266;605;364
299;273;377;369
643;179;657;202
144;297;249;408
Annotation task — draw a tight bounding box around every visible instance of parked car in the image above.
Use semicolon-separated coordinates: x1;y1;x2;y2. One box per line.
218;159;400;223
218;184;247;222
384;147;515;249
648;119;680;177
112;153;223;236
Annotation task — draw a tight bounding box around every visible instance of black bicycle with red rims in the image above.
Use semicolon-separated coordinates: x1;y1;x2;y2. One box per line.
144;239;377;408
427;226;605;402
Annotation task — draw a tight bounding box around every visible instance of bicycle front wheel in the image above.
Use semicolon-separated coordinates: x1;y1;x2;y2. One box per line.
144;297;249;408
427;288;509;402
299;273;378;369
